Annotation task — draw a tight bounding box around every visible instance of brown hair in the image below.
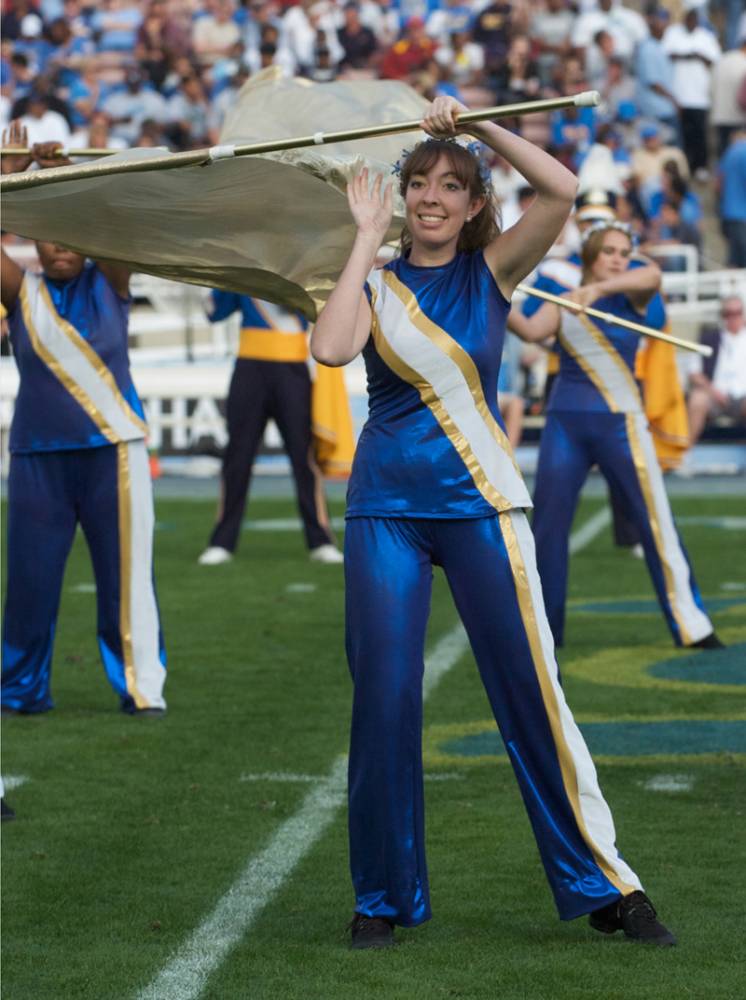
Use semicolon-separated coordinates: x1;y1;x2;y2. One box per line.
397;139;500;255
580;224;632;284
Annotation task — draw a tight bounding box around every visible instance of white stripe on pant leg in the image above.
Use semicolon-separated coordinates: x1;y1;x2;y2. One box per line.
507;509;642;894
627;414;712;645
124;441;166;708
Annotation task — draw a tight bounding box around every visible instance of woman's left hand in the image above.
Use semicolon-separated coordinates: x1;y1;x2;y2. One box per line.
563;285;602;309
421;96;471;140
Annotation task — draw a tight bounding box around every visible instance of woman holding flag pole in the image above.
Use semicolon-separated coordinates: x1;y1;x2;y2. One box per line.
0;123;167;718
311;95;676;950
508;221;722;653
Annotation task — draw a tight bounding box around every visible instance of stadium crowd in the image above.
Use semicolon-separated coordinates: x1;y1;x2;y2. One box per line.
2;0;745;269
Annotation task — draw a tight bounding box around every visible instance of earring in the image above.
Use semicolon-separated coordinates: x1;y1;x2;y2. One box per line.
466;215;472;222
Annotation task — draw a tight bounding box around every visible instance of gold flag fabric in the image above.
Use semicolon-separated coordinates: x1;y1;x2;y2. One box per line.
1;69;428;319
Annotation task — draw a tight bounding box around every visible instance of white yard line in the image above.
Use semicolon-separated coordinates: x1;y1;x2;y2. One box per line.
568;505;611;555
136;624;469;1000
136;508;607;1000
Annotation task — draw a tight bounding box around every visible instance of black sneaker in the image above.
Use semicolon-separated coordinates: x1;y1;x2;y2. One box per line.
349;913;395;950
1;798;15;822
691;633;725;650
590;891;676;947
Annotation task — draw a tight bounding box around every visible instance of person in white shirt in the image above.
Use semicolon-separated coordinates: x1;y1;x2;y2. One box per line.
687;296;746;445
19;92;71;147
663;0;722;180
571;0;647;65
710;31;746;157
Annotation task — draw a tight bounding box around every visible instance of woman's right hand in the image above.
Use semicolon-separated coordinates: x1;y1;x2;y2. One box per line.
347;168;393;241
1;120;32;175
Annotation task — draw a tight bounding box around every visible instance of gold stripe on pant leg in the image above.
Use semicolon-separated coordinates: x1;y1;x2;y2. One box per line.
501;508;641;895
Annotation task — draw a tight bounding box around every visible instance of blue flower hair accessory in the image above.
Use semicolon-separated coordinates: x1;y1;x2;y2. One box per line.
391;136;493;190
580;219;639;249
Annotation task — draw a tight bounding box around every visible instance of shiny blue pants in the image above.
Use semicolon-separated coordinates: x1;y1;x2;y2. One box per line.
345;513;641;927
533;411;711;647
2;445;166;713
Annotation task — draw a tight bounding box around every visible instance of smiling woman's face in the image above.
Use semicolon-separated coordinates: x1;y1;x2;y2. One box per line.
404;153;483;255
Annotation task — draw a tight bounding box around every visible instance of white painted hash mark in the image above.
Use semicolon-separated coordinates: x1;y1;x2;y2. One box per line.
642;774;694;793
285;583;317;594
136;509;602;999
135;623;469;1000
3;775;30;792
70;583;97;594
239;772;320;784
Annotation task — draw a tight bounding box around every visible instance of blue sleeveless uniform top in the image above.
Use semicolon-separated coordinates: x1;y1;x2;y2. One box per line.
8;264;146;454
346;250;525;519
548;291;646;414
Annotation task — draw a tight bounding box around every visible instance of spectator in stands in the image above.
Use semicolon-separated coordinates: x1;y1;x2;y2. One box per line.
45;16;95;84
91;0;145;59
647;161;702;228
68;108;127;155
471;0;512;77
165;71;210;149
717;129;746;267
135;0;191;89
434;30;485;91
304;40;337;81
338;4;378;71
380;15;436;82
192;0;242;68
663;0;722;181
6;52;38;105
359;0;399;49
687;296;746;445
425;0;472;49
584;29;615;92
645;190;702;272
710;26;746;157
600;55;636;120
13;13;53;76
102;66;168;145
207;64;250;140
530;0;575;87
571;0;647;66
64;57;104;130
635;6;678;137
283;0;343;72
632;123;689;191
244;26;296;76
492;32;540;108
1;1;42;42
18;88;70;145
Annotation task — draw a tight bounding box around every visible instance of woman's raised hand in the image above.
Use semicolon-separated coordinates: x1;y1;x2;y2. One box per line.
347;168;393;241
421;96;471;140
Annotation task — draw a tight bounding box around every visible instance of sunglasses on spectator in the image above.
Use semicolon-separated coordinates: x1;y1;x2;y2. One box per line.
721;308;743;317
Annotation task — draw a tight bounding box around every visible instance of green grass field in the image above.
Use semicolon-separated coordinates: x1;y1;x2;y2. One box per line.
2;491;745;1000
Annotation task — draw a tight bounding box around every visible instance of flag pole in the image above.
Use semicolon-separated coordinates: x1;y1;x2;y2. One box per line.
0;91;600;194
516;283;712;356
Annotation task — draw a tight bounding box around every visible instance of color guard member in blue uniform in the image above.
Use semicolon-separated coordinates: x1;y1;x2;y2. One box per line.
1;129;167;716
509;220;721;651
311;97;675;950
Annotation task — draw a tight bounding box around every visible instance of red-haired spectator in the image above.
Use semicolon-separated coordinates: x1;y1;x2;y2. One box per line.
380;15;436;82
